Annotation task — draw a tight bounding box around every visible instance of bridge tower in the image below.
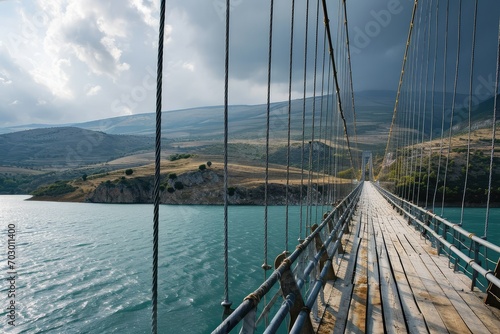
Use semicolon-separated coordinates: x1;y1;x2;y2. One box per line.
361;151;374;181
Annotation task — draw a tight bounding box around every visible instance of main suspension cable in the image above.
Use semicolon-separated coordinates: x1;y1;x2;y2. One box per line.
379;0;419;181
321;0;357;174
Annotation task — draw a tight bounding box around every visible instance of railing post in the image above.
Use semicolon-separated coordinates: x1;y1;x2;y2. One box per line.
471;239;481;291
443;224;449;259
485;258;500;309
311;224;336;280
452;230;460;272
434;219;441;255
274;253;314;334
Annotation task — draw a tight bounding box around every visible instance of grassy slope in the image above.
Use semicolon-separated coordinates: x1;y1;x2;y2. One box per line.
37;156;350;202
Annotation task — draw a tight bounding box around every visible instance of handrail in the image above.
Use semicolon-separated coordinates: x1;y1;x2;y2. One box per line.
376;185;500;254
211;181;363;334
375;183;500;292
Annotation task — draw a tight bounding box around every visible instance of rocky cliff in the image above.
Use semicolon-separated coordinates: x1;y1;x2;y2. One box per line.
85;169;336;205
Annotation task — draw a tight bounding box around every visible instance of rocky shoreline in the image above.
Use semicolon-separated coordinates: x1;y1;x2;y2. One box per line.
83;170;348;205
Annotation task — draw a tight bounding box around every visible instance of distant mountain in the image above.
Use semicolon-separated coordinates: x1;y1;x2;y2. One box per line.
0;127;154;168
1;90;495;154
0;93;395;138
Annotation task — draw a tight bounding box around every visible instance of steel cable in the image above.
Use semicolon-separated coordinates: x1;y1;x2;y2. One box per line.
221;0;232;314
484;21;500;239
460;0;478;226
441;0;462;214
151;0;166;332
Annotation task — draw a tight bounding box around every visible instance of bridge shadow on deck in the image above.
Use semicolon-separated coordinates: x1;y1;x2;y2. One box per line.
315;182;500;334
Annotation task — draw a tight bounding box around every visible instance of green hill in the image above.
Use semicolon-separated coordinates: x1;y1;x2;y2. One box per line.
0;127;155;168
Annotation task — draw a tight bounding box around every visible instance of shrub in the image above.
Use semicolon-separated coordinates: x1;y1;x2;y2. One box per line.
125;169;134;176
174;181;184;190
82;174;87;181
167;186;175;193
199;164;206;171
169;153;193;161
227;187;236;196
168;173;177;180
159;185;165;192
207;161;212;167
32;181;76;197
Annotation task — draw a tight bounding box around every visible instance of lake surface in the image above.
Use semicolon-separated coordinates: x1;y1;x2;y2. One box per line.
0;195;499;333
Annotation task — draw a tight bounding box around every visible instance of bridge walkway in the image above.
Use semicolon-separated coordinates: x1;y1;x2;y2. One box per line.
315;182;500;334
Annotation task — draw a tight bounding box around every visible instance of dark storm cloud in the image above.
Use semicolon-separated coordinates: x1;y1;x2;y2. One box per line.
0;0;498;127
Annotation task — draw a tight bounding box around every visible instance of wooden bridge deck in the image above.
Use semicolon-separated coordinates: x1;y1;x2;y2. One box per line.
315;182;500;334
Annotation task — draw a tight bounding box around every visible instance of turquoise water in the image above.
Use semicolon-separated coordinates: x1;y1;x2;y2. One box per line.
1;196;498;333
1;196;322;333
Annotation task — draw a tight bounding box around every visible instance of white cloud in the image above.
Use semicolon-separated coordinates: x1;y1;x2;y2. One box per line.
0;0;498;129
129;0;158;28
182;62;195;72
86;85;102;96
0;73;12;85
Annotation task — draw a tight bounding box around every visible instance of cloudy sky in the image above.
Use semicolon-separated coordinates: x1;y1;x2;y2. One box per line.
0;0;498;127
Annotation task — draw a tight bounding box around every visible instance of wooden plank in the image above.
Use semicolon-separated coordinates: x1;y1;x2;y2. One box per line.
332;235;360;333
431;255;500;329
346;212;368;334
394;220;494;334
379;201;474;334
366;214;385;334
317;206;360;334
372;210;407;334
318;183;500;334
383;215;448;333
381;216;428;334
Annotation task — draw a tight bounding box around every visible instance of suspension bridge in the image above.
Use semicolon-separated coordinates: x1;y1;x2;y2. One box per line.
149;0;500;333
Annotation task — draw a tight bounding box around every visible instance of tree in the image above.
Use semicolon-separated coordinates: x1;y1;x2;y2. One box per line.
82;174;87;181
125;169;134;176
227;187;236;196
207;161;212;167
199;164;206;171
168;173;177;180
174;181;184;190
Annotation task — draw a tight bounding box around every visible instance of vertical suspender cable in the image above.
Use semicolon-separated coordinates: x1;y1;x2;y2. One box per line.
151;1;166;333
460;0;478;226
414;1;427;203
307;0;320;232
221;0;232;316
318;29;327;218
378;0;419;181
285;0;296;253
263;0;275;274
417;0;433;205
441;0;462;214
426;0;439;208
484;21;500;239
342;0;359;174
432;0;449;214
321;0;356;174
299;0;310;242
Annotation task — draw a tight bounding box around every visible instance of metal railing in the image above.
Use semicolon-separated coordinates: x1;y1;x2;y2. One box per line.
375;183;500;294
212;182;363;334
